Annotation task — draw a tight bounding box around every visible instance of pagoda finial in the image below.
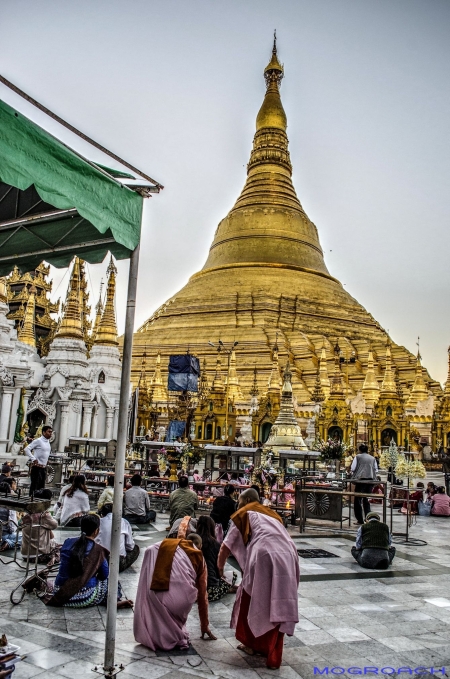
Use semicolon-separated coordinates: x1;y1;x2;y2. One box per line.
311;370;326;403
17;284;37;348
92;279;104;337
256;35;286;133
380;341;397;397
319;343;331;398
55;257;84;341
250;366;259;397
94;256;118;346
362;347;380;408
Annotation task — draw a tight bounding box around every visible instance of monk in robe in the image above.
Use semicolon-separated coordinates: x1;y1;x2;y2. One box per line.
134;537;216;650
218;488;299;670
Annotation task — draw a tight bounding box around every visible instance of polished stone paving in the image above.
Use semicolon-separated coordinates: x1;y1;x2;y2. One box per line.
1;508;450;679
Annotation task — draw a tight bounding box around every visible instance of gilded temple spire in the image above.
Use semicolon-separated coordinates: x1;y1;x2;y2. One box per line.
151;352;167;401
95;257;118;346
226;349;242;400
91;280;104;343
17;284;37;348
212;354;225;392
268;340;282;394
362;347;380;408
406;352;429;408
329;343;345;398
380;341;397;398
319;344;331;398
55;257;84;341
311;370;326;403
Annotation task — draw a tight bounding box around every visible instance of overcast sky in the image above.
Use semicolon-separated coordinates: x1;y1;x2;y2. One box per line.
1;1;449;382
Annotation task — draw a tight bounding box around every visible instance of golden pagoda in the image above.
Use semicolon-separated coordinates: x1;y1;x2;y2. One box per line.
17;284;37;348
131;39;442;446
94;257;118;347
55;257;84;341
6;263;59;356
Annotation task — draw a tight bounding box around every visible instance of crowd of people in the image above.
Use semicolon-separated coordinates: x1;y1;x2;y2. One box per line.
3;433;450;668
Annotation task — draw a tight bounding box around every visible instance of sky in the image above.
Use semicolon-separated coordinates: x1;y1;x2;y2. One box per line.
1;1;449;382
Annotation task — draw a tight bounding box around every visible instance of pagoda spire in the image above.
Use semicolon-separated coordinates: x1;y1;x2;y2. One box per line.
329;342;344;398
362;347;380;408
55;257;84;341
17;284;37;348
264;360;308;451
268;340;282;394
95;257;118;346
138;349;148;390
406;352;428;408
250;366;259;397
200;37;330;278
199;358;210;400
91;279;104;344
151;352;167;401
311;370;326;403
319;344;331;398
212;353;225;392
226;349;242;400
380;342;397;398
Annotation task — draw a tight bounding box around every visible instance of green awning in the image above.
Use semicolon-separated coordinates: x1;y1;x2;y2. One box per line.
0;98;144;274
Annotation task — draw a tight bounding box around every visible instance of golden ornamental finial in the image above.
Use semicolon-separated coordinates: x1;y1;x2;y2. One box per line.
94;256;118;346
17;284;37;348
55;257;84;341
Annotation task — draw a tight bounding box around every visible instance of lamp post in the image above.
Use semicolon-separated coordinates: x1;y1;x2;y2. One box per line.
208;340;238;442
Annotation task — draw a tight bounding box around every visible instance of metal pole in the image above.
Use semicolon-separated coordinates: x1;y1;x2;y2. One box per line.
104;243;140;674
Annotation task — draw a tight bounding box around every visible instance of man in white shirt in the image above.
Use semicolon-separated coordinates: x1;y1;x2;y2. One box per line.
96;504;140;572
25;425;53;496
350;444;379;525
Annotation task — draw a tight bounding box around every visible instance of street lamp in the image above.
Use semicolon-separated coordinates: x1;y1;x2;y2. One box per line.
209;340;238;442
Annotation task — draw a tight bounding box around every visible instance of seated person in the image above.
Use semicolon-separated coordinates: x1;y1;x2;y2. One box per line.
96;504;140;572
193;469;202;482
370;476;384;504
133;533;215;650
228;473;240;486
21;489;59;563
426;482;437;501
97;475;115;511
124;474;155;524
46;513;132;608
401;482;424;515
196;515;237;601
169;476;198;526
0;499;21;552
59;475;90;527
210;484;237;536
0;464;14;488
351;512;395;570
431;486;450;516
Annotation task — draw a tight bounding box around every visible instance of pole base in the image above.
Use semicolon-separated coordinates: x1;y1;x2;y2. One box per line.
92;664;124;677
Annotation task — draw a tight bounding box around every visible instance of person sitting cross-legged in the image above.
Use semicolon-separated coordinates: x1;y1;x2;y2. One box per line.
124;474;155;524
351;512;395;569
96;504;140;572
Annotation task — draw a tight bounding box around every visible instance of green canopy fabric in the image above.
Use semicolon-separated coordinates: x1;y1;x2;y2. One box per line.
0;98;143;256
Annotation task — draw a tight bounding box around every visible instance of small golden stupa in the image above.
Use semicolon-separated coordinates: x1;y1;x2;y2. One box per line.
132;38;441;407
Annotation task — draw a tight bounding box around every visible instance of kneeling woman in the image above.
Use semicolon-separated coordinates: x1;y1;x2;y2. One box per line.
45;514;132;608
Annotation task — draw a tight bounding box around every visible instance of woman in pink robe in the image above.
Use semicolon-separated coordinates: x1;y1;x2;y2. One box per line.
218;488;299;669
134;538;216;650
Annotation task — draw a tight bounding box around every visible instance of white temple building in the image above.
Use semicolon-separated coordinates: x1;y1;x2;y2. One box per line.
0;256;122;461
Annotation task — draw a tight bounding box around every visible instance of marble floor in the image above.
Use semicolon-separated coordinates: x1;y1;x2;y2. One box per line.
1;508;450;679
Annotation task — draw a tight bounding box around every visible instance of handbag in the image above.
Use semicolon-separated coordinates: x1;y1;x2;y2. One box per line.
418;500;431;517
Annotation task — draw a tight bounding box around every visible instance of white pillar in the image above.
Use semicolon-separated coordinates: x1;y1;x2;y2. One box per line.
91;406;98;438
58;401;70;452
113;407;119;439
81;402;94;438
105;408;114;440
0;387;14;453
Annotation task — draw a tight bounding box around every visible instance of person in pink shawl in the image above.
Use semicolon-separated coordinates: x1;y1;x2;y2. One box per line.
134;537;216;651
217;488;299;669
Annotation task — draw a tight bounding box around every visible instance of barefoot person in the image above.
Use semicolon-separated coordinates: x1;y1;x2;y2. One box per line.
133;536;216;650
217;488;299;670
